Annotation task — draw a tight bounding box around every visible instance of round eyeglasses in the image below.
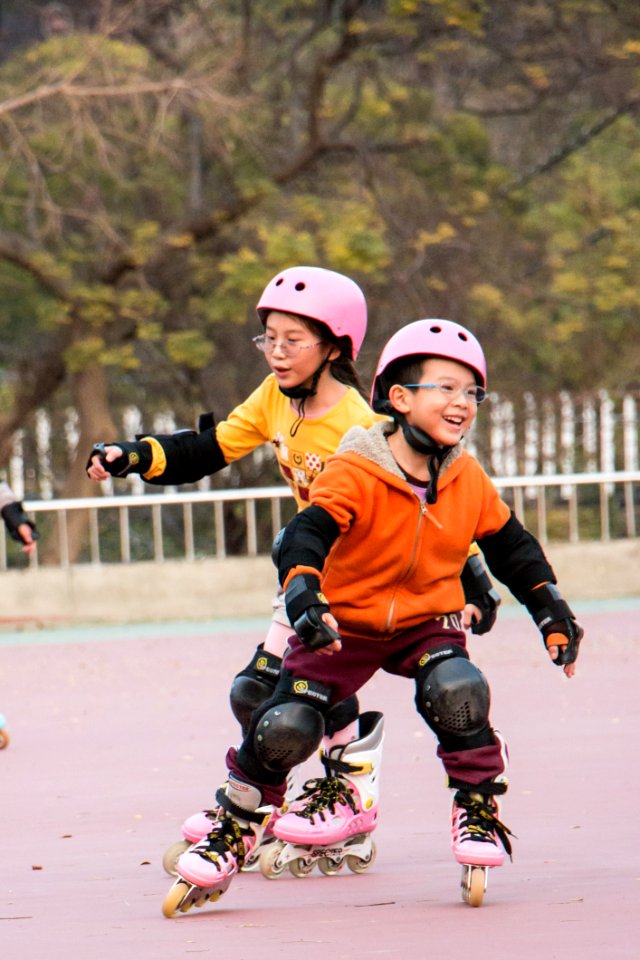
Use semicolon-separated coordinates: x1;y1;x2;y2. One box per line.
253;334;322;358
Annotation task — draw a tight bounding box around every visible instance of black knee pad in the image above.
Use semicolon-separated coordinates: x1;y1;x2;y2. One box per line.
253;700;325;774
229;646;282;736
415;646;491;746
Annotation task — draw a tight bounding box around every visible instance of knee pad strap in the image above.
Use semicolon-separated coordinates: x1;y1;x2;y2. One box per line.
229;646;283;735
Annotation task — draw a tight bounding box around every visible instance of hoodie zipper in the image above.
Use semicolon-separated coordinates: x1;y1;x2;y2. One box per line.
383;498;436;633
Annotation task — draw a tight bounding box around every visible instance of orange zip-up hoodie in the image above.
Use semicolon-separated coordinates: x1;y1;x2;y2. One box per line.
303;421;511;640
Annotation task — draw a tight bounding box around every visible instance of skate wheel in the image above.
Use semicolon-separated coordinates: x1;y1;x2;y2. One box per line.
346;841;377;874
0;729;10;749
162;839;190;876
318;856;343;876
162;879;190;918
289;857;315;878
259;840;287;880
461;865;487;907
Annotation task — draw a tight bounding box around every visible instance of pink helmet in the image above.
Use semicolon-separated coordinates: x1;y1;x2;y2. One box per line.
256;266;367;359
371;318;486;410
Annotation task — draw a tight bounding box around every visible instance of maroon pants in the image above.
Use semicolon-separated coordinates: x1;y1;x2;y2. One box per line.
227;615;508;798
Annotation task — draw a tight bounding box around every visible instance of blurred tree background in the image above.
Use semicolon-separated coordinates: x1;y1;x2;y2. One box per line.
0;0;639;516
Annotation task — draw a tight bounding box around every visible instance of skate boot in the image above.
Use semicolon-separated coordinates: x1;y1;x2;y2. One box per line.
161;764;304;876
260;711;383;880
162;776;273;918
451;789;513;907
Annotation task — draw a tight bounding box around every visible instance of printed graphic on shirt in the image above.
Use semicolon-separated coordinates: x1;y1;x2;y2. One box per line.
272;432;288;460
272;437;325;504
305;452;323;475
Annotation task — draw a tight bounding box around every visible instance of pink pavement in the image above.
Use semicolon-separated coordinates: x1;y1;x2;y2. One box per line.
0;601;637;960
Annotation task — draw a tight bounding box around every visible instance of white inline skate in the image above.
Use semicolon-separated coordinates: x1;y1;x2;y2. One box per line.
258;711;384;880
162;776;273;918
451;789;513;907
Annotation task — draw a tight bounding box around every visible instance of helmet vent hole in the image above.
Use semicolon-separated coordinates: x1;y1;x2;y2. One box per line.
458;332;468;341
294;282;306;291
430;325;442;333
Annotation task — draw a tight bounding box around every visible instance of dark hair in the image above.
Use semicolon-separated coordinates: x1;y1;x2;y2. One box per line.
376;355;427;407
299;317;369;401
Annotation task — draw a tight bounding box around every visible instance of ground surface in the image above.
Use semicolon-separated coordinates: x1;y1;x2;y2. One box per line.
0;598;638;960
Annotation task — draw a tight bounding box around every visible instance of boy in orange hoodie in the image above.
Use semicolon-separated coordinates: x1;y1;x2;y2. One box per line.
162;318;582;915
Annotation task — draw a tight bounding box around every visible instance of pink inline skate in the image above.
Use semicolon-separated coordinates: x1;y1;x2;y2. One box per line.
451;789;513;907
162;776;273;918
258;711;383;879
161;764;308;876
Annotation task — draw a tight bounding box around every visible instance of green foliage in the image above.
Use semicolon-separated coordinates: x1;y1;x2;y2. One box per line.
166;330;214;368
0;0;639;456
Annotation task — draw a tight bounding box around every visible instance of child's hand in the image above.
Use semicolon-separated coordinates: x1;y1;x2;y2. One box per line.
285;572;342;652
462;603;482;631
527;583;582;679
545;632;581;678
315;613;342;656
17;522;37;556
86;444;124;481
86;442;151;480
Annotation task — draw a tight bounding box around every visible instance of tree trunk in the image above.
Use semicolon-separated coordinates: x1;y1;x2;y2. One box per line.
40;364;118;565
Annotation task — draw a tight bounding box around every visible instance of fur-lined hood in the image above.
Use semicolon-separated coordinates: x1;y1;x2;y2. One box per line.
336;419;463;485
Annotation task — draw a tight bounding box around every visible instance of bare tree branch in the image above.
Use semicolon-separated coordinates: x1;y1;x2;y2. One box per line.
499;99;640;195
0;230;74;300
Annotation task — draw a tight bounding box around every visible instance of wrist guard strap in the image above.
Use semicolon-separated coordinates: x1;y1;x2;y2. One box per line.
526;582;574;630
86;441;152;478
285;573;341;651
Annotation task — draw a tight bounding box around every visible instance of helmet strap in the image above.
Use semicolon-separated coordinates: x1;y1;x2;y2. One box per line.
396;416;453;505
280;353;332;437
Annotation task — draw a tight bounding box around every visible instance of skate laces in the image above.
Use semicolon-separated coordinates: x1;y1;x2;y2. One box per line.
293;776;358;821
193;816;252;870
454;791;514;859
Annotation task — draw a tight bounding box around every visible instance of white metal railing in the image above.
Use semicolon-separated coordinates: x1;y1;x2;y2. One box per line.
1;471;638;570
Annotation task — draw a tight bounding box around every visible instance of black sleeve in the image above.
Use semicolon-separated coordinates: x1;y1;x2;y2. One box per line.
1;501;38;543
143;425;228;486
477;511;556;603
277;505;341;585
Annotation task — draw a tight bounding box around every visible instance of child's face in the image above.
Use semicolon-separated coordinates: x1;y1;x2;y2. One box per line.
262;311;333;390
392;357;479;446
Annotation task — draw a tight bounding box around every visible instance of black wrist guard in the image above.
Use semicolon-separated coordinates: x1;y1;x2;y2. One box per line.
1;502;38;544
285;573;341;652
526;582;583;665
86;441;152;478
461;554;501;635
